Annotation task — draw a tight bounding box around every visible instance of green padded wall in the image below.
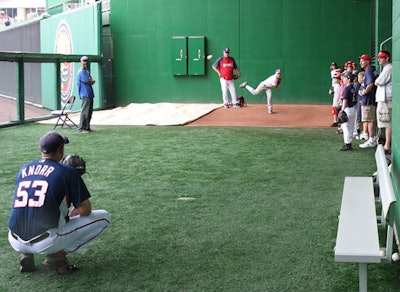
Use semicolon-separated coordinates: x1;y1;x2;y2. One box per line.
391;0;400;235
110;0;372;105
40;3;102;110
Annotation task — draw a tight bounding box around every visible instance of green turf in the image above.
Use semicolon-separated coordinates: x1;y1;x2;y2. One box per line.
0;124;399;291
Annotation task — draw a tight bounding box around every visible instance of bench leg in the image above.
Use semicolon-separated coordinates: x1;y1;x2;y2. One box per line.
359;263;367;292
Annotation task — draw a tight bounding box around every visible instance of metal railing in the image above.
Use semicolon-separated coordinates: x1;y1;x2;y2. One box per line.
0;51;102;128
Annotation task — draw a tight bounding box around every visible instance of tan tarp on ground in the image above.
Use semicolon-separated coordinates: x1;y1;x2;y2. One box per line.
39;103;222;126
1;95;331;128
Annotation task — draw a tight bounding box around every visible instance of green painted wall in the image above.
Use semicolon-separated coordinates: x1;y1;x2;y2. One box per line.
110;0;373;105
40;3;102;110
391;0;400;235
375;0;393;56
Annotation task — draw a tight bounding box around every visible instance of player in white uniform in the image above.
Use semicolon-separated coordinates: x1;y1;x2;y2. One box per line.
239;69;282;114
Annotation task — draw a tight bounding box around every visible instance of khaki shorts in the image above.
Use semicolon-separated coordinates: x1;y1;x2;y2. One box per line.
377;100;392;128
361;105;376;122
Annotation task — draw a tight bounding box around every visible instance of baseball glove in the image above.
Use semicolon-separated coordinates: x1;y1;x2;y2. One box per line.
338;111;348;124
62;154;86;176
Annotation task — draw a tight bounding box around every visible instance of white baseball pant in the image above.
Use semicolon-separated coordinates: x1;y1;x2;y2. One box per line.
341;107;356;144
8;210;110;255
245;84;273;112
219;78;237;105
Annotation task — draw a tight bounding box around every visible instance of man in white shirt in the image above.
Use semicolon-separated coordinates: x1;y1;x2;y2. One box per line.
375;51;392;153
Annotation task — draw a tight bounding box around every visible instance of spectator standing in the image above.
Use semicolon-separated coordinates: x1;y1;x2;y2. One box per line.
212;48;241;108
358;54;378;148
329;74;341;127
355;71;371;141
329;62;341;127
77;56;96;133
344;61;353;75
330;62;340;84
338;72;357;151
352;74;362;137
375;50;392;153
337;69;346;134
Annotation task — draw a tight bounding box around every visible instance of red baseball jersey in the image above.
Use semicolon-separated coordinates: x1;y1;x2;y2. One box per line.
213;57;238;80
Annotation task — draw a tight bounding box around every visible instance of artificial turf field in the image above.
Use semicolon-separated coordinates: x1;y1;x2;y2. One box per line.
1;124;399;291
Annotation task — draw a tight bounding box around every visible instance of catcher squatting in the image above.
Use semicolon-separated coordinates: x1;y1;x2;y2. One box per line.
7;131;110;275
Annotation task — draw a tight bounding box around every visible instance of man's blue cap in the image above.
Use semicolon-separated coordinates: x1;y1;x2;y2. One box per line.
275;69;282;73
223;48;230;53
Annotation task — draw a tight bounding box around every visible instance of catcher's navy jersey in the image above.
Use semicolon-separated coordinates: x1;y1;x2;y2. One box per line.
342;85;356;107
8;158;91;241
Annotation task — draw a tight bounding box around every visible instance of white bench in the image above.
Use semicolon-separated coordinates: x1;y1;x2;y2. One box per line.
334;145;397;292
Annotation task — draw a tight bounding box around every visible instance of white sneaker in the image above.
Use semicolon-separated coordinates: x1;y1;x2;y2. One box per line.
359;138;377;148
239;82;247;88
223;103;229;109
357;132;369;140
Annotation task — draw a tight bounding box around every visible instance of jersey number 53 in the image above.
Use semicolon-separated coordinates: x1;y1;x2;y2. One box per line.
14;180;48;208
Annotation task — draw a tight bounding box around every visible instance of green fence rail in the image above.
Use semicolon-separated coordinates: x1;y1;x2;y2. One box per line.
0;51;102;128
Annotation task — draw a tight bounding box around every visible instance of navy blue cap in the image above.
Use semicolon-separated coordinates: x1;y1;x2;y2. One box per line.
39;131;69;154
342;72;355;82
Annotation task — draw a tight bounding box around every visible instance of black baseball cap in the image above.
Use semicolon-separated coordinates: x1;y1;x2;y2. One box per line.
39;131;69;154
342;72;355;82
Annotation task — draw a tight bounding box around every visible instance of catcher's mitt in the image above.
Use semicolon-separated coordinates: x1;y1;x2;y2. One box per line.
62;154;86;176
338;111;348;124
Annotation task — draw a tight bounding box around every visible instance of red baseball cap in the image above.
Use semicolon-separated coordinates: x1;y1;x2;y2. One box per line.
358;54;371;61
377;51;390;58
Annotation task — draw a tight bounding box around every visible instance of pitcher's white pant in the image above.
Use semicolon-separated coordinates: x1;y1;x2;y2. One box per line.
219;78;237;105
341;107;356;144
9;210;110;255
245;84;273;112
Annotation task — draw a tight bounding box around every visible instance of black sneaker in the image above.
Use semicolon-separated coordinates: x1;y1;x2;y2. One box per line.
19;253;35;273
338;144;352;151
